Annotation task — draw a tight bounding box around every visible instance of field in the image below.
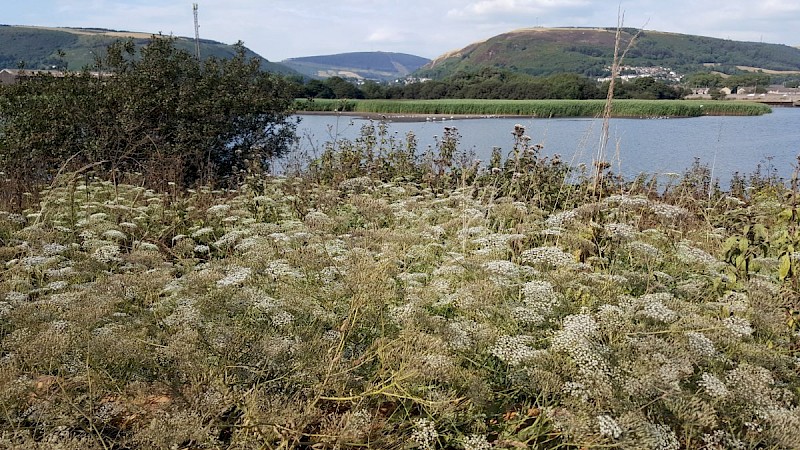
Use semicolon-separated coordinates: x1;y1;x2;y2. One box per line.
297;98;772;118
1;123;799;449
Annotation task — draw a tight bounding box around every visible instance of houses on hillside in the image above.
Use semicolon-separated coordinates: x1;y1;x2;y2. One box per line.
0;68;64;85
0;68;113;85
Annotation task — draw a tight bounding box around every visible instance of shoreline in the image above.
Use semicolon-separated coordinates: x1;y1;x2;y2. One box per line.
295;99;773;120
297;110;532;122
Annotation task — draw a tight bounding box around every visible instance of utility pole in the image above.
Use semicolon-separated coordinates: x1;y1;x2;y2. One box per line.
193;3;201;59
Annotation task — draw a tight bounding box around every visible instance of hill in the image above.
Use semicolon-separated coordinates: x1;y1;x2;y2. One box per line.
282;51;430;81
418;27;800;79
0;25;294;74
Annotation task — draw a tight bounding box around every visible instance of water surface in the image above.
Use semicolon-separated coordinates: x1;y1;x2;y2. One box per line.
291;108;800;183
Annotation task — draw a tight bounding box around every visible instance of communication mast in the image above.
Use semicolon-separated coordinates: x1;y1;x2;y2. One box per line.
193;3;201;59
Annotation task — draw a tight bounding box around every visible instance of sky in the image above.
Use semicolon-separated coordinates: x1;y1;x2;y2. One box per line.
5;0;800;62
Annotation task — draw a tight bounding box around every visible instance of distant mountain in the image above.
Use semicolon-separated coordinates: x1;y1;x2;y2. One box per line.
282;52;430;81
0;25;295;74
418;27;800;79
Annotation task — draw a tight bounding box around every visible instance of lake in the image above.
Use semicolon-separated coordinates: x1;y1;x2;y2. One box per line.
289;107;800;184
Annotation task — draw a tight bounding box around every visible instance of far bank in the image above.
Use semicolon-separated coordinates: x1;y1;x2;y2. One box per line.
295;99;772;120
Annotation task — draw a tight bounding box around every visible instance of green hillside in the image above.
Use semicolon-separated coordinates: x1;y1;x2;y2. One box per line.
418;27;800;78
0;25;294;74
282;51;430;81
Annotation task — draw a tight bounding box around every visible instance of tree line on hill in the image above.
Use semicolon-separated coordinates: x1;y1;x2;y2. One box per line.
290;68;693;101
289;66;800;102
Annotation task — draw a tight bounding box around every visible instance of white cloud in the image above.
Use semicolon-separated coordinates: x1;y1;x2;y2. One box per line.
366;28;410;44
448;0;590;19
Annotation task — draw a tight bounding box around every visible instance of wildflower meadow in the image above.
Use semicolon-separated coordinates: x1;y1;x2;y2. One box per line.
1;121;799;449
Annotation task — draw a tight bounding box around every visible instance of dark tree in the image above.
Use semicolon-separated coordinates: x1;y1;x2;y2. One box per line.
0;36;297;192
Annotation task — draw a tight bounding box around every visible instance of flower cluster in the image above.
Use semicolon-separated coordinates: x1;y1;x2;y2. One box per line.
521;246;575;268
216;266;252;287
490;335;540;366
409;418;438;450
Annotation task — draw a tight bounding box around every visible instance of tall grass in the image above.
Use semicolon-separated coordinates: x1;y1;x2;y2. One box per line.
297;98;772;118
1;121;798;449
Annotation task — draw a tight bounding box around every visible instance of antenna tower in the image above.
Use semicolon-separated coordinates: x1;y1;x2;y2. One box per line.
193;3;201;59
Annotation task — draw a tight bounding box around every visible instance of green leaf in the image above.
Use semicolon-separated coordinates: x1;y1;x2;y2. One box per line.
779;254;792;280
735;254;746;271
738;238;749;253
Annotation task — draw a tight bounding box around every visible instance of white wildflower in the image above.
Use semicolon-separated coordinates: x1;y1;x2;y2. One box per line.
625;241;661;259
136;241;160;252
409;418;438;450
552;314;609;378
102;229;127;241
604;222;636;240
474;233;524;255
725;364;775;408
42;243;68;256
5;291;27;302
639;293;678;323
723;316;753;338
686;331;716;358
650;202;689;220
597;414;622;439
483;260;537;279
92;245;120;263
266;260;303;279
721;291;749;314
304;210;333;229
563;381;590;402
544;209;580;228
645;423;680;450
191;227;216;239
194;244;210;254
462;434;491;450
21;256;49;267
271;310;294;328
698;372;729;399
604;194;650;209
521;280;559;316
702;430;746;450
490;335;540;366
521;246;574;268
46;266;75;278
50;320;70;332
206;204;231;216
457;226;488;239
512;306;545;326
6;213;26;224
322;329;342;342
676;241;721;268
217;266;252;287
46;281;69;291
214;229;249;248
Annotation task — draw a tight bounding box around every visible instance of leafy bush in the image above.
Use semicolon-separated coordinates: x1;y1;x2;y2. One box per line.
0;36;297;204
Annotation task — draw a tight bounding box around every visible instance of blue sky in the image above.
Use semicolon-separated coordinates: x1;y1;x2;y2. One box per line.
5;0;800;62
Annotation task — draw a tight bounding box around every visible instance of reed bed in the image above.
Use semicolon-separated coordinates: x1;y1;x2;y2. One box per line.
297;98;772;118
